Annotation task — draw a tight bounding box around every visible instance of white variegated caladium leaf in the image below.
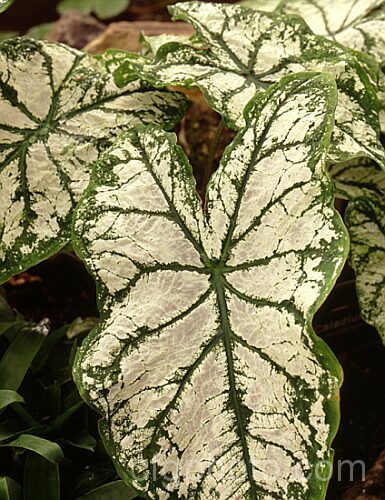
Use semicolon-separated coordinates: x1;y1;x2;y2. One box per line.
244;0;385;66
330;159;385;200
0;37;188;284
346;197;385;342
132;2;385;172
73;73;348;499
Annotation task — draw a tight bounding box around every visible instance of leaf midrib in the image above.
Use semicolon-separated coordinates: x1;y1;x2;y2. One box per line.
214;275;259;499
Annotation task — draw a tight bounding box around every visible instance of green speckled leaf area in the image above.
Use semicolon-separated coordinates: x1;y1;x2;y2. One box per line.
346;196;385;342
73;73;348;499
134;1;385;172
245;0;385;66
0;0;14;14
0;37;188;284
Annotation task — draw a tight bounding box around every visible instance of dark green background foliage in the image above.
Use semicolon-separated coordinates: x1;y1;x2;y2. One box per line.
0;294;136;499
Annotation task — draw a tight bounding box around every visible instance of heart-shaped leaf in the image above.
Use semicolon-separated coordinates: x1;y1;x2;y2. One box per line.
130;1;385;172
73;73;348;498
244;0;385;66
346;196;385;342
0;38;188;284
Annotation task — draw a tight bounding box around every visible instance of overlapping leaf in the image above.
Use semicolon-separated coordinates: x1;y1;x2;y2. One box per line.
73;73;348;499
330;158;385;200
130;1;385;172
0;38;188;284
328;146;385;345
244;0;385;66
346;196;385;342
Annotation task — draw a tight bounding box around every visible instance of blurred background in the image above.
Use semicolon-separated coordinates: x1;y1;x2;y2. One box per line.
0;0;238;40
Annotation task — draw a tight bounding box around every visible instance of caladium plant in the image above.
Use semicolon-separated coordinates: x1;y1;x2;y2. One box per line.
117;1;385;173
0;37;188;285
2;1;385;497
72;73;348;499
119;0;385;350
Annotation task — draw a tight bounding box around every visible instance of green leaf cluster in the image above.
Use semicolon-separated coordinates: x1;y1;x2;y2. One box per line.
0;295;136;498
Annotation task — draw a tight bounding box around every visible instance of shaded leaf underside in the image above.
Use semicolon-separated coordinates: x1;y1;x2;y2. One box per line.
0;37;188;284
346;196;385;342
330;158;385;200
133;1;385;171
73;74;348;499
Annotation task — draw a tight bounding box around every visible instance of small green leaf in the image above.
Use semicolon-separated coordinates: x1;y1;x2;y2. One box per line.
0;390;24;411
25;22;55;41
78;480;136;499
0;322;47;391
58;0;130;20
57;0;94;15
73;73;348;498
94;0;130;19
0;476;21;500
0;37;188;284
135;2;385;173
0;0;14;14
0;434;63;463
23;454;59;500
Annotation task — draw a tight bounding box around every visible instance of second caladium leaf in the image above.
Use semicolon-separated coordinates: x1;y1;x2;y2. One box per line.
133;2;385;171
346;197;385;342
330;158;385;200
73;73;348;498
244;0;385;66
0;38;188;284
